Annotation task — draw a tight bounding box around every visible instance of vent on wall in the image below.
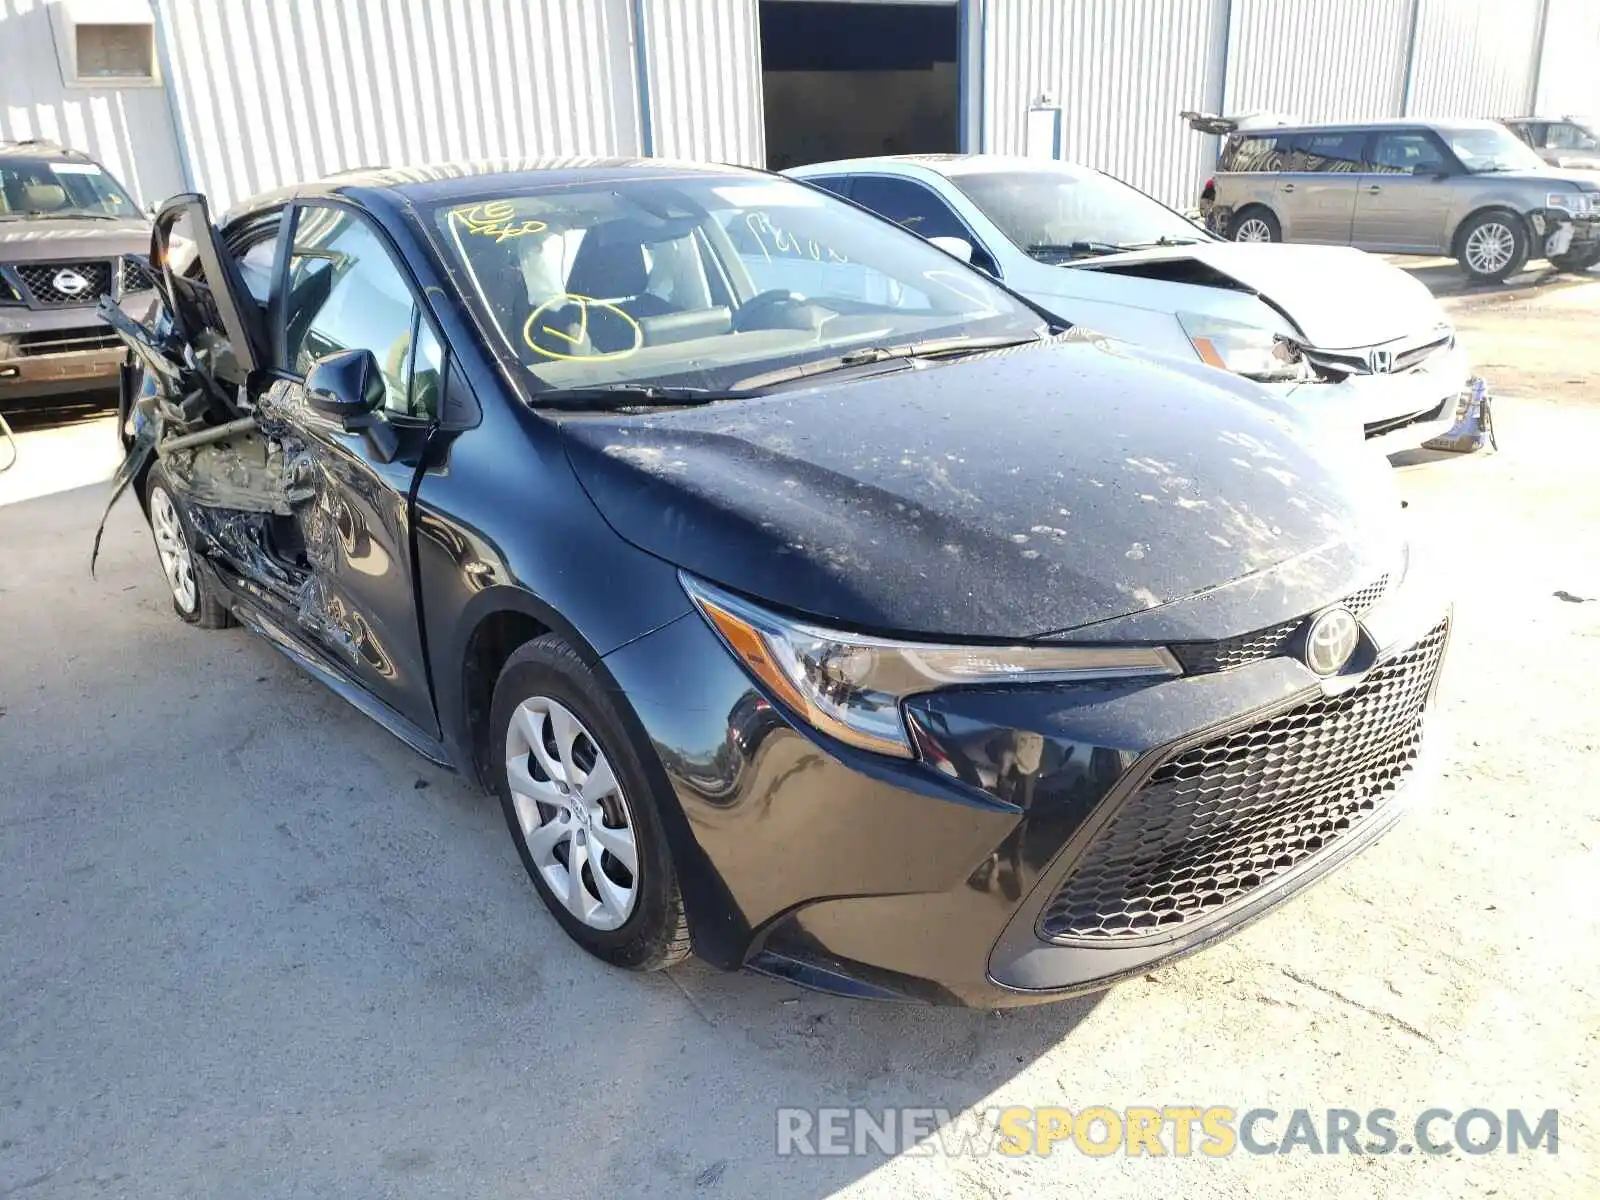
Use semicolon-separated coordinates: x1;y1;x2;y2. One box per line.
51;0;160;88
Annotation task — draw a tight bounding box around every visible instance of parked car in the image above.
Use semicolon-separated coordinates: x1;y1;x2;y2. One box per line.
785;154;1470;455
1500;115;1600;172
99;160;1449;1008
0;140;157;408
1190;115;1600;281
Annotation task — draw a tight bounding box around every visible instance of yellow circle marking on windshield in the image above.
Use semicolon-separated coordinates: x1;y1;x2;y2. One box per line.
523;294;643;361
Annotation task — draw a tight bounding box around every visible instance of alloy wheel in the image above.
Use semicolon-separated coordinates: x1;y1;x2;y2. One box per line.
1234;218;1273;242
149;486;198;613
505;695;639;931
1464;221;1516;276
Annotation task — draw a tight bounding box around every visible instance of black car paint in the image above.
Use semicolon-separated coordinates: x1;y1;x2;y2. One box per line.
108;162;1429;1007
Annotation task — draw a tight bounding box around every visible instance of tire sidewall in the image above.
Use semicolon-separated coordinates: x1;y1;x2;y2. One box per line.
1231;207;1281;243
145;465;201;623
489;637;680;967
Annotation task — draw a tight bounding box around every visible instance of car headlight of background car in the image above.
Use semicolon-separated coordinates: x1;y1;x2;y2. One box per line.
1176;312;1311;383
683;575;1180;758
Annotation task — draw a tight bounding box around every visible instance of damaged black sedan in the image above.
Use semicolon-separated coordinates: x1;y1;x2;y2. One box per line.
98;161;1450;1007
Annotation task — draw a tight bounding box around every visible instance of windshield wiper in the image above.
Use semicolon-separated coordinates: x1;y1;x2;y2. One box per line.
530;384;757;412
735;333;1047;391
1114;236;1206;249
1027;241;1124;261
11;209;121;220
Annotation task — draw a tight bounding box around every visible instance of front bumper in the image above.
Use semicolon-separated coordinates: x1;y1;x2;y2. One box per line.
1270;341;1470;457
0;293;151;405
602;574;1452;1007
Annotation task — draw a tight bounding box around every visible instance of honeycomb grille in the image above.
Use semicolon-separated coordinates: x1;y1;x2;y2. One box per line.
1039;619;1447;942
15;260;114;307
119;255;157;294
1169;575;1389;675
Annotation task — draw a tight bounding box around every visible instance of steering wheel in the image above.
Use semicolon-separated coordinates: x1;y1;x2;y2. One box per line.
733;289;828;332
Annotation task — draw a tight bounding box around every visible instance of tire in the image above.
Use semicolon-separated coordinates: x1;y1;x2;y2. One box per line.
1549;246;1600;274
1229;206;1281;243
1456;210;1529;283
145;464;231;629
490;633;690;971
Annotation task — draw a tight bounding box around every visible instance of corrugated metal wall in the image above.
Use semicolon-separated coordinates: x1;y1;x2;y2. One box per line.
1535;0;1600;117
640;0;764;164
154;0;642;213
984;0;1229;207
1406;0;1543;118
1223;0;1413;123
0;0;184;205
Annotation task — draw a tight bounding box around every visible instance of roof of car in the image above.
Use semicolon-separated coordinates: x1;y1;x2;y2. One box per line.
0;139;94;162
225;156;764;221
789;153;1098;178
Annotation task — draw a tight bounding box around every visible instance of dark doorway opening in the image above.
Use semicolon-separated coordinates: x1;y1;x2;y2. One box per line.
760;1;960;170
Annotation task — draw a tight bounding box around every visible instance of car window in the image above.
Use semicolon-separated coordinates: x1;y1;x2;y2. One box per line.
1286;132;1365;173
805;176;852;199
226;216;286;308
1547;122;1597;151
0;156;139;218
283;205;419;416
1442;126;1547;173
849;176;970;241
424;175;1038;397
1221;134;1286;173
1368;132;1446;176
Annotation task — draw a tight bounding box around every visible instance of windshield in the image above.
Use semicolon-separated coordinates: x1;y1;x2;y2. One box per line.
1442;127;1548;173
0;156;140;219
946;166;1209;261
425;174;1042;399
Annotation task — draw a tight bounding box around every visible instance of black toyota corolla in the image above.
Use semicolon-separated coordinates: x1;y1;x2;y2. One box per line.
98;160;1449;1007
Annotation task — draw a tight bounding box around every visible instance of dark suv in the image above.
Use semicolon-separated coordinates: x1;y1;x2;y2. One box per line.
0;140;157;408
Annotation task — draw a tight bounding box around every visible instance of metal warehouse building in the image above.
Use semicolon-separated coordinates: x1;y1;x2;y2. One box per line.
4;0;1600;214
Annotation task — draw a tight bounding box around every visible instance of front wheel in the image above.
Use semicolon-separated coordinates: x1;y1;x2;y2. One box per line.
490;634;690;971
1229;207;1281;243
1457;211;1529;283
145;465;230;628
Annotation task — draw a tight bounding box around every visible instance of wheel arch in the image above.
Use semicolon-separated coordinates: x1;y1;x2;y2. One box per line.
1450;204;1529;259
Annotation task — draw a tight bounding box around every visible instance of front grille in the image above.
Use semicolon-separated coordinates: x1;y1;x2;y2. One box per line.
1391;333;1452;374
1039;619;1448;942
119;255;156;294
15;260;114;307
13;328;121;357
1169;574;1389;675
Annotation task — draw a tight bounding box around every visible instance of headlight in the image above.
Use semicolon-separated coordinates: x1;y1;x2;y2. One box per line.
1545;192;1590;215
683;575;1180;758
1176;312;1309;383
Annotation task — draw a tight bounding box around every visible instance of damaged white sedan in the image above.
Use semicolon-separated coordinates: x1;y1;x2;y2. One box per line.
786;155;1477;456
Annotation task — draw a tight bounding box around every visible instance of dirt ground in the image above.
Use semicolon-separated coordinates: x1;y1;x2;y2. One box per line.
0;265;1596;1198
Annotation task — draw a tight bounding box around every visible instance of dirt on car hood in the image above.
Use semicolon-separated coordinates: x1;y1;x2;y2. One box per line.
559;337;1402;642
1075;241;1447;350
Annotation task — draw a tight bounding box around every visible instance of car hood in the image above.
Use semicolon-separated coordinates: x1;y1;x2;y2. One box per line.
559;339;1400;641
1461;167;1600;188
1072;242;1446;350
0;217;151;261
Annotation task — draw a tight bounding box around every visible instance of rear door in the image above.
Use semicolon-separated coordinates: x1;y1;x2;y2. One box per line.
1275;130;1365;243
256;200;442;736
1351;129;1454;253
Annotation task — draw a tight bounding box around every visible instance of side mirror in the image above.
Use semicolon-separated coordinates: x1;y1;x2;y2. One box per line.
306;348;385;422
928;235;974;263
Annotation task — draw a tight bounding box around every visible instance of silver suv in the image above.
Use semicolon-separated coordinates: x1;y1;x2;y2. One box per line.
1193;116;1600;282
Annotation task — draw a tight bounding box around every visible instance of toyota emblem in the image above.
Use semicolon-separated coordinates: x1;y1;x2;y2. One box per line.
1304;607;1360;676
52;268;90;297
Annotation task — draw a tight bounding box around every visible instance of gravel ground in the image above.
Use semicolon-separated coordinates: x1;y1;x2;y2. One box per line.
1;269;1596;1198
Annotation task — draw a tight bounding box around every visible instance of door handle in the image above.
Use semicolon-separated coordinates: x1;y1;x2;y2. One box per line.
1367;185;1382;194
1280;183;1296;193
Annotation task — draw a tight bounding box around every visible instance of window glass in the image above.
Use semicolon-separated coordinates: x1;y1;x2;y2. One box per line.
229;220;285;306
849;177;969;241
408;319;443;420
425;176;1037;397
0;157;139;218
284;207;417;412
1547;122;1597;151
1222;134;1285;173
1441;126;1546;173
1286;132;1365;174
805;176;852;200
1368;132;1446;175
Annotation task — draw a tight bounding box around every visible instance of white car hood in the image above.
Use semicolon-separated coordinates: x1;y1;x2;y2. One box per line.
1073;242;1445;350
